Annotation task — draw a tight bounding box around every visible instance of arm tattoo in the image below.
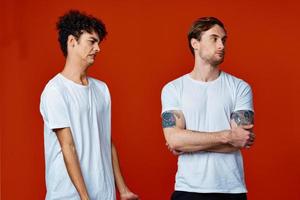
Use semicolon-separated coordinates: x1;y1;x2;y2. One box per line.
231;110;254;125
162;111;176;128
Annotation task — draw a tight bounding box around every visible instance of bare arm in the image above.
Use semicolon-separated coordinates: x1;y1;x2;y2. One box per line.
112;143;139;200
162;110;253;153
231;110;254;126
205;110;255;152
55;128;89;200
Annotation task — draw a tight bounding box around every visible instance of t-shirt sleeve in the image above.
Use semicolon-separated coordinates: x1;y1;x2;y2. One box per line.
161;83;181;114
234;81;254;112
40;86;70;130
104;83;111;107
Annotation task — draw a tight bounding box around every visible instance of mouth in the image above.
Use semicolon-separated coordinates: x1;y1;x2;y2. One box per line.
89;54;96;59
216;52;225;57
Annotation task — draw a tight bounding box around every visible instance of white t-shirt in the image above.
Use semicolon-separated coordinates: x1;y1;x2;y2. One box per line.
40;74;116;200
161;71;253;193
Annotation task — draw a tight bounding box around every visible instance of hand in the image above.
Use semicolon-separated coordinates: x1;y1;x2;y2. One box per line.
230;120;255;149
166;142;183;156
245;132;255;149
120;189;139;200
228;124;253;148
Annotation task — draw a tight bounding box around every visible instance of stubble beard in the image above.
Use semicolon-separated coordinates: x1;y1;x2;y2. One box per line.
210;57;224;67
207;53;225;67
86;56;96;67
199;51;225;67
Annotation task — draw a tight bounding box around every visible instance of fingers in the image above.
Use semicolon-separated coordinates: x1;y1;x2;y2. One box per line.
229;126;255;148
120;191;139;200
240;124;254;130
166;142;183;155
130;193;139;200
244;132;255;149
248;132;255;142
172;150;183;156
166;142;172;151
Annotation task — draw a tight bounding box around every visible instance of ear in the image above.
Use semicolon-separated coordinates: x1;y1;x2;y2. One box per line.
67;35;77;49
191;38;199;52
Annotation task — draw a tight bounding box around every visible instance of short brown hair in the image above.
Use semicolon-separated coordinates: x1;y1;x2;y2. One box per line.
188;17;226;55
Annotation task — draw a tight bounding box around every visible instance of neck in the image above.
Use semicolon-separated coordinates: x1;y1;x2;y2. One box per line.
61;57;89;85
190;56;220;82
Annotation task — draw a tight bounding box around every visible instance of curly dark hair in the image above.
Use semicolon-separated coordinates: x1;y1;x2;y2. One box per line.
56;10;107;57
188;17;226;55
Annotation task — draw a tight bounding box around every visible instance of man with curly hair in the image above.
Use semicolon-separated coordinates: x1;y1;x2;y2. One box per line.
40;10;138;200
161;17;255;200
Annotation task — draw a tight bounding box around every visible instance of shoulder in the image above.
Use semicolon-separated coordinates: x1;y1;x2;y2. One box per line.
40;75;70;110
162;74;187;93
41;74;65;98
88;77;110;98
89;77;108;89
222;71;251;90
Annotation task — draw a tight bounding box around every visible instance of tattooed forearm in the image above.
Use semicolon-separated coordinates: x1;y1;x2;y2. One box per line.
162;111;177;128
231;110;254;125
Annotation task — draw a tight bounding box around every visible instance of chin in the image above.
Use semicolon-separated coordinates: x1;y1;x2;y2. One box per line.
210;58;224;66
87;60;95;66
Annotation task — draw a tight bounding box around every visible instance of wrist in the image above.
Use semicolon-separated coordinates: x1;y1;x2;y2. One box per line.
220;130;231;144
79;191;89;200
118;185;129;195
80;195;89;200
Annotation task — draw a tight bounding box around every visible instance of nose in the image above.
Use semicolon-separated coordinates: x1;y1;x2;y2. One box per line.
94;43;100;52
217;39;225;50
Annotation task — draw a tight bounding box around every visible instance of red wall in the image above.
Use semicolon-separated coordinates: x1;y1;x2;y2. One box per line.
2;0;300;199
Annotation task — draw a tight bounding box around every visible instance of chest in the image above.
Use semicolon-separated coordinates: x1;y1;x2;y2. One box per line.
181;83;235;117
64;86;107;116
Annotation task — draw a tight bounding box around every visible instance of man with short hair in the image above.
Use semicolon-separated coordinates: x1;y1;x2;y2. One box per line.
40;10;138;200
161;17;255;200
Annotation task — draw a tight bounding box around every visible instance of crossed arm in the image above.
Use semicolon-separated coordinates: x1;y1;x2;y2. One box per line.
55;128;138;200
162;110;255;154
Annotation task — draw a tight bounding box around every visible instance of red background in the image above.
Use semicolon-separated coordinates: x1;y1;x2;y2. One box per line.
2;0;300;199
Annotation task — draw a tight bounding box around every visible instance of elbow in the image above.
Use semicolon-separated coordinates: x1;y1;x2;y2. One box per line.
166;140;177;150
164;129;182;150
168;137;181;150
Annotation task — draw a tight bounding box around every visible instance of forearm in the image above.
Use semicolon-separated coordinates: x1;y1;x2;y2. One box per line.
162;110;252;154
111;143;128;194
165;128;230;152
61;145;89;200
167;129;240;153
180;110;255;153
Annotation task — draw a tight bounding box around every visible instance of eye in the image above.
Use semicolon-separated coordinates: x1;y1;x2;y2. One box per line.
222;36;227;44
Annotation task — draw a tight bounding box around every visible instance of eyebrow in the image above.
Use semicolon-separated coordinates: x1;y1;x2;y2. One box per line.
210;34;227;39
89;36;100;42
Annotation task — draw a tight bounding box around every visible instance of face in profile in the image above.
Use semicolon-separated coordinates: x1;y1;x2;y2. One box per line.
73;31;101;66
195;25;227;66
